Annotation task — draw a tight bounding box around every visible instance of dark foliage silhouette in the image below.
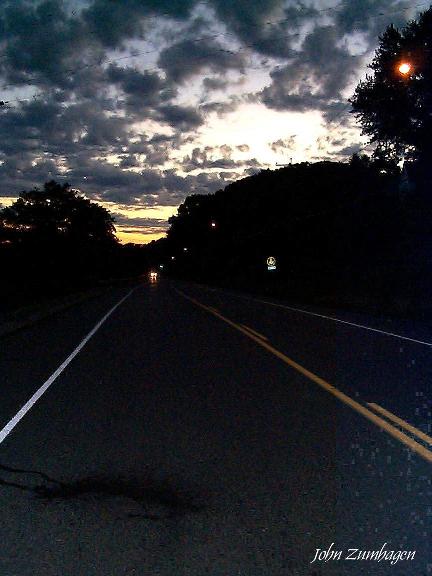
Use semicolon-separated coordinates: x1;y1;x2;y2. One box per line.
0;180;116;246
0;181;143;309
145;152;432;314
145;10;432;315
350;7;432;168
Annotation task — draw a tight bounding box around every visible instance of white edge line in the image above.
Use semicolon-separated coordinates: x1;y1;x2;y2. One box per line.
225;293;432;348
0;286;137;445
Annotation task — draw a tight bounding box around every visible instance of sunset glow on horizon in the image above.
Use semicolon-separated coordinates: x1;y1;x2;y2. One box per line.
0;0;422;243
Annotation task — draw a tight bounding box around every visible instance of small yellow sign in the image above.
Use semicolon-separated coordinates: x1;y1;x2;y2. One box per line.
267;256;277;270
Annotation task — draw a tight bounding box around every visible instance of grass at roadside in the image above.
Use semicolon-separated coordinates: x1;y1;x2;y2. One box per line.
0;277;141;339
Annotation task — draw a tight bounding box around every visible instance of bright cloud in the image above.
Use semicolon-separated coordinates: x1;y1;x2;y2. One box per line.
0;0;423;242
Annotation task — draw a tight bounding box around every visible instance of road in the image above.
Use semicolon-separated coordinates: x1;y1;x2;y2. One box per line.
0;278;431;575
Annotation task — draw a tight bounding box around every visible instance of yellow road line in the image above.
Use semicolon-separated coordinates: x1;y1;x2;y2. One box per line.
239;323;269;341
176;288;432;465
367;402;432;446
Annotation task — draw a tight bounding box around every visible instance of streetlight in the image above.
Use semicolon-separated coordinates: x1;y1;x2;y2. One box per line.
398;61;412;75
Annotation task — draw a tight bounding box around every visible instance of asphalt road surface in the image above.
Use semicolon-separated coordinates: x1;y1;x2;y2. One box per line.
0;278;431;575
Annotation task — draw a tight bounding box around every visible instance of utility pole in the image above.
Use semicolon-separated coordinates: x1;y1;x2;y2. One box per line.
276;157;293;167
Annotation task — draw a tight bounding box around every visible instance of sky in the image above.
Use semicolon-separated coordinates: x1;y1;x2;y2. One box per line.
0;0;426;244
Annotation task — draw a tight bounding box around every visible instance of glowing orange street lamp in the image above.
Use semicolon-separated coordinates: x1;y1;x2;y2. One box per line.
398;62;412;75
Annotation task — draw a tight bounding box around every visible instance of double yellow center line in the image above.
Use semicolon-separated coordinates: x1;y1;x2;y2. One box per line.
177;289;432;464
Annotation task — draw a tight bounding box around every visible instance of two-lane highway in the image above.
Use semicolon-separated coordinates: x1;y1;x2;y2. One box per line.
0;279;430;575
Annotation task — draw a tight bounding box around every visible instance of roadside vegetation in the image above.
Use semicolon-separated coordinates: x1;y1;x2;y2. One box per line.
146;7;432;316
0;181;147;311
3;8;432;317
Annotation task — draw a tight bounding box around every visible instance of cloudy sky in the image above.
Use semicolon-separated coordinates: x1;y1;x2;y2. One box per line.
0;0;425;243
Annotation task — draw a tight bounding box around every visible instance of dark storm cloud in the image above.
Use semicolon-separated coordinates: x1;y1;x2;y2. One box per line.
0;92;145;200
119;154;141;168
82;0;198;48
81;0;145;49
0;0;89;88
179;146;262;173
0;96;131;158
333;143;362;157
0;154;68;197
333;0;411;39
128;133;195;167
73;160;145;189
210;0;315;59
0;1;118;100
0;0;421;212
0;80;203;198
142;147;171;167
106;64;176;113
157;37;246;83
269;136;296;152
199;94;249;117
257;0;418;120
85;165;230;206
0;0;198;92
156;104;204;131
260;24;361;113
261;78;327;112
107;65;166;98
0;98;61;155
202;77;230;92
302;25;360;98
322;101;352;125
330;137;346;147
314;133;365;158
0;1;271;209
75;165;166;204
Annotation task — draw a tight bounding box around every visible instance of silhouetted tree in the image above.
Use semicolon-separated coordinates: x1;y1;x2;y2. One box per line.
350;8;432;165
0;181;121;308
0;180;117;246
159;158;400;293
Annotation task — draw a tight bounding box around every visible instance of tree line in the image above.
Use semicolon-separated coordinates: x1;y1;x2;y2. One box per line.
0;181;147;309
3;7;432;314
146;7;432;314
